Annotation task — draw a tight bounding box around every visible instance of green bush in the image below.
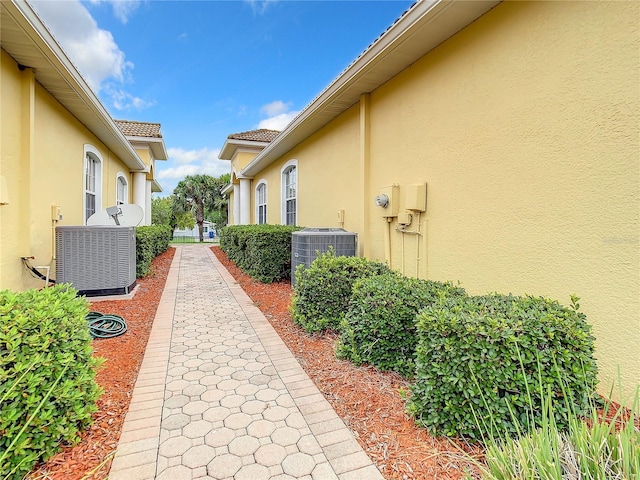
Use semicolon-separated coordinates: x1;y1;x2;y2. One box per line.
0;285;102;479
219;225;302;283
407;293;599;440
336;273;466;378
291;249;391;333
136;224;172;277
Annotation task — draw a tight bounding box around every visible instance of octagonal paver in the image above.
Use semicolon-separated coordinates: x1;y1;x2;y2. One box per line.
255;443;287;466
207;453;242;479
183;444;216;468
228;435;260;456
282;452;315;477
205;427;236;447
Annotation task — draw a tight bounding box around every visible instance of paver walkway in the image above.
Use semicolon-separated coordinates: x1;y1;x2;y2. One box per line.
108;244;384;480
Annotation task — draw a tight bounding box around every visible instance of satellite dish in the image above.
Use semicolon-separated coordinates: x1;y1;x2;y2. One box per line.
87;204;144;226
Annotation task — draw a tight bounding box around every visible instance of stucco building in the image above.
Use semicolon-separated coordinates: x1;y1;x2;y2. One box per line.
221;0;639;401
1;0;167;292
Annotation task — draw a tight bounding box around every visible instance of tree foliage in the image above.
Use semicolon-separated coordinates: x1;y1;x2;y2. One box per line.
172;175;224;242
151;196;176;228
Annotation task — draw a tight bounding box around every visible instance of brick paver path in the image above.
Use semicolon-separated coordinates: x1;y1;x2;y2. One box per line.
108;244;383;480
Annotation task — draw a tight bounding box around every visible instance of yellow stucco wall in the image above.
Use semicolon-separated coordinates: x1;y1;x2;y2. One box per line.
245;1;639;400
1;49;132;292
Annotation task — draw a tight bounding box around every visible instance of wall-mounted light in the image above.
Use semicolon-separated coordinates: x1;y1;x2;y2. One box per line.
375;194;389;208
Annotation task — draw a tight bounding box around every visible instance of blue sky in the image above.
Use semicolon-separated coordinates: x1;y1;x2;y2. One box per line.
30;0;414;195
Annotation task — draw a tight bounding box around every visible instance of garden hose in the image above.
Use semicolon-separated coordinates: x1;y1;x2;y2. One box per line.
87;312;128;339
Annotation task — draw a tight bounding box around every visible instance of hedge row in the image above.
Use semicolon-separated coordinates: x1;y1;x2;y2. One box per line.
408;293;598;439
136;224;172;277
291;249;391;333
290;253;599;440
0;285;102;479
219;225;302;283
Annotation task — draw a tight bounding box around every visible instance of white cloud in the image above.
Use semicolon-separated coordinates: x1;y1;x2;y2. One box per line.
159;147;229;194
87;0;142;23
258;111;299;131
167;147;221;166
30;0;153;112
107;86;156;111
261;100;290;117
245;0;277;15
31;1;132;92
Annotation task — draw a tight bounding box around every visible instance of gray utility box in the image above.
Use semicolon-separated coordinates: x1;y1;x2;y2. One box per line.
56;226;136;296
291;228;357;286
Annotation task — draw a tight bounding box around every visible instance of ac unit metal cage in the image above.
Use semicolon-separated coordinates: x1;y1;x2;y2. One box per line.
291;228;357;285
55;226;136;296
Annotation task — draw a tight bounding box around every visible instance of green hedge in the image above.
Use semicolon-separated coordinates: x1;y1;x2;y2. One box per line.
336;273;466;378
291;249;391;333
220;225;302;283
0;285;102;479
407;294;599;440
136;224;172;278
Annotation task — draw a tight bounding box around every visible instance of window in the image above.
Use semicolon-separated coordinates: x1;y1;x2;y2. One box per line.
256;181;267;225
282;163;297;225
84;146;102;223
116;173;128;205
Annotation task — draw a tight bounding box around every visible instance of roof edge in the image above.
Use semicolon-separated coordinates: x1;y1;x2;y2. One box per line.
241;0;499;177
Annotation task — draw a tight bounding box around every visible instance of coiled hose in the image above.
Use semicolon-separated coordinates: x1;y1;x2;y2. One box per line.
87;311;128;339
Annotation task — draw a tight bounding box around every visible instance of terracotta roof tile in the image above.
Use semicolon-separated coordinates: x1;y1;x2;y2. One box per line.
115;119;163;138
227;129;280;143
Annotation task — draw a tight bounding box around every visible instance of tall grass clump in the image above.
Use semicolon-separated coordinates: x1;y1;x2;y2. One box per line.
466;382;639;479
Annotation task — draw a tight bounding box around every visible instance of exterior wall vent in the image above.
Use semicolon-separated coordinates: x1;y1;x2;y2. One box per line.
291;228;357;286
55;226;136;296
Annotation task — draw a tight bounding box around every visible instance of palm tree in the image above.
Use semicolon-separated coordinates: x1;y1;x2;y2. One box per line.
172;175;219;242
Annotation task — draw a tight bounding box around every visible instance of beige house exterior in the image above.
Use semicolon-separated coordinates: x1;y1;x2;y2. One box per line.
222;0;639;401
0;0;167;292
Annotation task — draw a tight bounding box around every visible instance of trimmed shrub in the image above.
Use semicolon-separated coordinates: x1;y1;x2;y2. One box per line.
407;293;599;440
291;249;391;333
136;224;172;277
336;273;466;378
0;285;102;479
220;225;302;283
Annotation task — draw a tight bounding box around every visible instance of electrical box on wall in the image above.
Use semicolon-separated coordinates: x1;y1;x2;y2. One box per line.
398;212;412;226
376;184;399;217
406;183;427;212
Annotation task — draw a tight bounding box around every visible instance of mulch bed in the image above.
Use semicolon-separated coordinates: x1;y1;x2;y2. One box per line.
30;245;480;480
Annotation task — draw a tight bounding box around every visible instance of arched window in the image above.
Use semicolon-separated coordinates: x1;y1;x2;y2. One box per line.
256;180;267;225
84;145;103;223
116;173;128;205
281;160;297;226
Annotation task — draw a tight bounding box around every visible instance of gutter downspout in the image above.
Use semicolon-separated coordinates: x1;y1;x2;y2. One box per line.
360;93;371;258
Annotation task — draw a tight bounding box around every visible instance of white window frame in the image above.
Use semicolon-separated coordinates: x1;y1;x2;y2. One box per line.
116;172;128;205
84;145;103;224
255;179;268;225
281;160;298;226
